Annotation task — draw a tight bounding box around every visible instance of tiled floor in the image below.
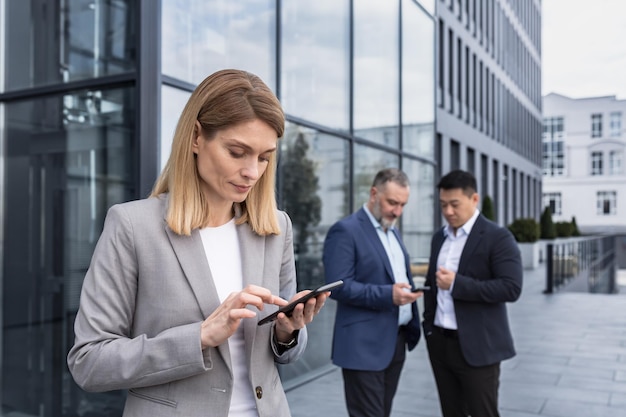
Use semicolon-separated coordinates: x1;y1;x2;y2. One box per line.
286;264;626;417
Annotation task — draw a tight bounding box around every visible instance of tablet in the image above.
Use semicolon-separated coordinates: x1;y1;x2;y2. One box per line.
257;280;343;325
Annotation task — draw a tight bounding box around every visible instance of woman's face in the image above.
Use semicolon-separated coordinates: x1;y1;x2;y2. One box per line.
192;118;278;211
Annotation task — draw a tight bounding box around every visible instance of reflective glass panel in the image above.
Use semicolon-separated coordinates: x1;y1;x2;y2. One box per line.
1;87;135;416
281;0;350;130
3;0;135;91
402;0;435;159
401;158;435;265
353;1;400;147
162;0;276;88
277;122;349;380
353;145;399;208
160;85;192;172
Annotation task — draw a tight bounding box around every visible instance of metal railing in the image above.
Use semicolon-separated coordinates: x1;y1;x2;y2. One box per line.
545;235;617;294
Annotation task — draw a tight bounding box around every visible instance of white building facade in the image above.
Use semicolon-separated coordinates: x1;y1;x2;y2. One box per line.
542;93;626;234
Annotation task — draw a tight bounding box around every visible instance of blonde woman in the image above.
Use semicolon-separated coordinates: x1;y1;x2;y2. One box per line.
67;69;327;417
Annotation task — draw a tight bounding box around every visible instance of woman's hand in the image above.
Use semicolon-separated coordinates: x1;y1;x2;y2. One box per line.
273;290;329;343
200;285;287;349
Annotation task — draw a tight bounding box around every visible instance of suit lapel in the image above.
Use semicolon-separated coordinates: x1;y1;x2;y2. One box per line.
164;214;233;372
458;215;486;273
357;209;395;282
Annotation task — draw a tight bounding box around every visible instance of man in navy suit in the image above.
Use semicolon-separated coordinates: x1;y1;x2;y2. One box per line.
323;168;423;417
423;169;523;417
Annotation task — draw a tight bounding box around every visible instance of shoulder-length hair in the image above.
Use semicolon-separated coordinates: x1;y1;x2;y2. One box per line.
151;69;285;236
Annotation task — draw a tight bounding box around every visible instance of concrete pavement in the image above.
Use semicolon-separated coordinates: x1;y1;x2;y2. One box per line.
286;264;626;417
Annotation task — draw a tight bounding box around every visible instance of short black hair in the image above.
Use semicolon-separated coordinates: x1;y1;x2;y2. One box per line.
437;170;477;196
372;168;409;189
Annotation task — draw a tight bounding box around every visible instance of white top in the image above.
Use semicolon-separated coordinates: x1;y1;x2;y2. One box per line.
434;209;480;330
363;205;413;326
199;218;258;417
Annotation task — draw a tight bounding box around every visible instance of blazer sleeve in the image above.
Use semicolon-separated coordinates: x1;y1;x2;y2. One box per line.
452;226;523;303
67;204;210;392
322;219;395;310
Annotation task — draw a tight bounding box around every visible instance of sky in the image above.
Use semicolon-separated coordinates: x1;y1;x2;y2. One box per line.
542;0;626;100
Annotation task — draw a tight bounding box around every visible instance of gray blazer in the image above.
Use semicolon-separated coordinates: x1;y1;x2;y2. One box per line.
67;194;307;417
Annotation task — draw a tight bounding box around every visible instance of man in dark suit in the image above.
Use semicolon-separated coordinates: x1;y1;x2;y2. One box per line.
323;168;423;417
423;169;523;417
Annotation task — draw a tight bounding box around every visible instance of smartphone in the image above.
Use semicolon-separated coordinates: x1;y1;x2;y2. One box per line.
258;280;344;325
411;286;431;292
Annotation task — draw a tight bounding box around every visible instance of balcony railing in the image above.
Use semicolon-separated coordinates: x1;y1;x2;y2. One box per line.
545;235;617;294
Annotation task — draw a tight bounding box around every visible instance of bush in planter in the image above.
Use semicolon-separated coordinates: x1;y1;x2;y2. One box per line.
481;195;495;221
540;206;556;240
555;221;573;237
508;218;540;243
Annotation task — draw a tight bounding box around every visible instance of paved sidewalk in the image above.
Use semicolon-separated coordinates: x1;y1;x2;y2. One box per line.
286;264;626;417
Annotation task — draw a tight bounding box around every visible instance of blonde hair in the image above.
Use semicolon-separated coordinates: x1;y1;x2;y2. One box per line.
151;69;285;236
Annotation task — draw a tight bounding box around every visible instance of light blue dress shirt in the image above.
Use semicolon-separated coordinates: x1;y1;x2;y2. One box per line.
363;204;413;326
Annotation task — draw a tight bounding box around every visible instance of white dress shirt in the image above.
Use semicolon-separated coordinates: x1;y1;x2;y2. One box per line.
434;209;480;330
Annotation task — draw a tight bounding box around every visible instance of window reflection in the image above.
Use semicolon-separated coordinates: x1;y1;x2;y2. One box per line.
402;158;435;265
281;0;350;130
402;0;435;158
4;0;135;91
277;122;349;380
353;145;399;208
160;85;191;172
353;0;399;147
162;0;276;88
2;87;135;416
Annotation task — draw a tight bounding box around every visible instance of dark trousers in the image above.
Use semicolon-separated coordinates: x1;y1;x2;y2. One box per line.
426;326;501;417
342;327;407;417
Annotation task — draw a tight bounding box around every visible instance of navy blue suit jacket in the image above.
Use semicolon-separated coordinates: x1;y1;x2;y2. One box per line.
322;208;421;371
422;214;523;367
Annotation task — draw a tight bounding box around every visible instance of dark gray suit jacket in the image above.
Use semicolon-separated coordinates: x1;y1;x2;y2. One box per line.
67;194;306;417
422;214;522;367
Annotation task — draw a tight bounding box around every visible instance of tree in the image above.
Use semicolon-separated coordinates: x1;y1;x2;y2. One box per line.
540;206;556;240
281;132;322;255
481;195;495;221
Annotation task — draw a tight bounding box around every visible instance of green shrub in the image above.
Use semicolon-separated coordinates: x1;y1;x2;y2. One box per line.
571;216;581;236
540;206;556;240
481;195;495;221
555;221;573;237
508;218;540;243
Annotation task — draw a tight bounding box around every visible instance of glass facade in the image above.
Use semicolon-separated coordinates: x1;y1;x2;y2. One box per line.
1;0;435;415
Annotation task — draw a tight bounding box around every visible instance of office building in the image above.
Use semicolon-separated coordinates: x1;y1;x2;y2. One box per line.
435;0;543;226
0;1;436;415
542;93;626;234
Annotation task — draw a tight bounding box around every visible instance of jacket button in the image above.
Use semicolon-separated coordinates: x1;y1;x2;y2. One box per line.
255;386;263;399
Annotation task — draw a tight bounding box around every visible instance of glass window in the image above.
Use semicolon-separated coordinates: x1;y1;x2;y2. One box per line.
353;145;399;208
402;158;435;267
609;150;623;175
596;191;617;215
542;192;562;216
162;0;276;88
3;0;135;92
402;0;435;158
160;85;192;172
2;87;135;416
276;122;349;379
353;0;399;147
591;151;603;176
610;111;622;137
281;0;350;130
591;113;603;138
